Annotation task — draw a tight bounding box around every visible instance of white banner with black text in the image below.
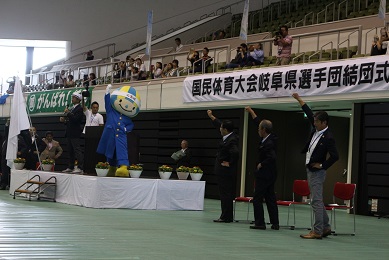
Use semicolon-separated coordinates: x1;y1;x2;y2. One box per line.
183;55;389;103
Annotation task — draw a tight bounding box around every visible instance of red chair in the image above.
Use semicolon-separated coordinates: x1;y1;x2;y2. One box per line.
277;180;311;230
233;196;253;222
325;182;357;236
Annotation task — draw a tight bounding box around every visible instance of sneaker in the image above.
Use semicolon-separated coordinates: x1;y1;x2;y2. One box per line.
300;231;322;239
322;228;332;237
72;168;83;174
62;168;73;173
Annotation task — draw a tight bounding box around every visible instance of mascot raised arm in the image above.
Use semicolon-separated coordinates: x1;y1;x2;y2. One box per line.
97;84;141;177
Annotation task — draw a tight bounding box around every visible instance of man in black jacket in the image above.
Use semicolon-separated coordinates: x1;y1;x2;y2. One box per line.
292;93;339;239
207;110;239;223
245;107;279;230
60;92;85;174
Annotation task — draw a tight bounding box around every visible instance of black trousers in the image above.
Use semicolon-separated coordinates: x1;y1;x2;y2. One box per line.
253;174;279;226
66;137;84;170
216;173;235;221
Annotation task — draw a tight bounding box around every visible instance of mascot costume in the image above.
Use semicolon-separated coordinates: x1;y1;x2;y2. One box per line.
97;84;141;177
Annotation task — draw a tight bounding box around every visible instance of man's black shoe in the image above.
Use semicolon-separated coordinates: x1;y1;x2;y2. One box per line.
213;219;232;223
250;225;266;230
271;224;280;230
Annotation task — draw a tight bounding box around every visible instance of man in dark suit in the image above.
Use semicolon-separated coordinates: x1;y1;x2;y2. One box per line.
23;127;45;170
292;93;339;239
60;92;85;174
245;107;279;230
174;140;193;168
207;110;239;223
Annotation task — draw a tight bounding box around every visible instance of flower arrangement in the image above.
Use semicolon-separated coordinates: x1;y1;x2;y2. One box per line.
128;164;143;170
42;159;55;165
158;165;173;172
95;162;110;169
189;166;203;174
176;166;189;172
14;158;26;163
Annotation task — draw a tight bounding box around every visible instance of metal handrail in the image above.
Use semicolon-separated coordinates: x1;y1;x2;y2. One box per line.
337;29;359;59
292;52;305;64
338;0;348;20
308;50;321;62
364;27;379;54
304;12;314;26
320;41;334;60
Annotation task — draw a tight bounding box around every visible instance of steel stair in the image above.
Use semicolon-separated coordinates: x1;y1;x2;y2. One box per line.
13;175;57;202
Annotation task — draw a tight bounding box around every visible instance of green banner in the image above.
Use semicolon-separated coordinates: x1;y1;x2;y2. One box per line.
26;87;94;114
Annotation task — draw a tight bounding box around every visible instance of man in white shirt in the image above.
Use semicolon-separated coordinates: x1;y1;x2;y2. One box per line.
83;101;104;134
174;38;184;52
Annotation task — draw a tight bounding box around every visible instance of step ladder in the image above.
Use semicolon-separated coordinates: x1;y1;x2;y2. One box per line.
13;175;57;202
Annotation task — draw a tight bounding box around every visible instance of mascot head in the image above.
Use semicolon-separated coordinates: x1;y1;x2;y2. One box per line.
110;86;141;118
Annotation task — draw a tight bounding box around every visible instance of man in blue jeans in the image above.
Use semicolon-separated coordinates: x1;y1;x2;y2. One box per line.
292;93;339;239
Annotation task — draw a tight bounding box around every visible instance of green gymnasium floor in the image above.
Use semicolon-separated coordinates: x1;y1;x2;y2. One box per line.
0;190;388;260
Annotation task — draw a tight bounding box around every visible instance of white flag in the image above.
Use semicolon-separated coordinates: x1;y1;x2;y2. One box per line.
239;0;249;41
379;0;386;19
145;10;153;56
6;77;31;168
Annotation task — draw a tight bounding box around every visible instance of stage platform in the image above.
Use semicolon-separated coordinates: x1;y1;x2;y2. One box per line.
10;170;205;210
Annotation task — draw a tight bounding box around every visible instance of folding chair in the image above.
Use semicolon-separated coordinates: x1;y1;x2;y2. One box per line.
325;182;357;236
233;196;253;222
277;180;312;230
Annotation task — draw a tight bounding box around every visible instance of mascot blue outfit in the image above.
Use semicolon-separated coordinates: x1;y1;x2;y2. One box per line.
97;84;140;177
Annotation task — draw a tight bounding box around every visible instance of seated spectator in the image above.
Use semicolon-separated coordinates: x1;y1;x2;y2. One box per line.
21;127;45;170
371;35;382;56
162;63;173;78
247;43;264;66
131;67;139;81
153;62;163;79
86;50;94;60
40;131;63;162
168;59;180;77
64;75;75;88
135;58;147;80
187;50;202;73
213;30;226;40
226;43;249;69
201;47;213;72
380;28;389;55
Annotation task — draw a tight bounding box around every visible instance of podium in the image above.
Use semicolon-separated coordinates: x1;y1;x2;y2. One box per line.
84;126;139;174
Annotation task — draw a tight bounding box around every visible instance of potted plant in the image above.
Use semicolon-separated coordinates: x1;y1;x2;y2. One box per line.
13;158;26;170
158;165;173;180
176;165;190;180
95;162;109;177
41;158;55;171
128;164;143;178
189;166;204;181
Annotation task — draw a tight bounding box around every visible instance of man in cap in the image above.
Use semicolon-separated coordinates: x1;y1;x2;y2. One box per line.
60;91;85;174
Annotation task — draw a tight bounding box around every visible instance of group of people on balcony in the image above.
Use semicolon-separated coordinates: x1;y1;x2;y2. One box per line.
187;47;213;73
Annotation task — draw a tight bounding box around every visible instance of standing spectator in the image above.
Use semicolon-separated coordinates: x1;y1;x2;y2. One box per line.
226;43;249;69
58;70;67;87
40;131;63;162
274;25;293;66
292;93;339;239
86;50;94;60
174;38;184;52
82;101;104;134
207;110;239;223
245;107;279;231
135;58;147;80
248;43;264;66
60;92;85;174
